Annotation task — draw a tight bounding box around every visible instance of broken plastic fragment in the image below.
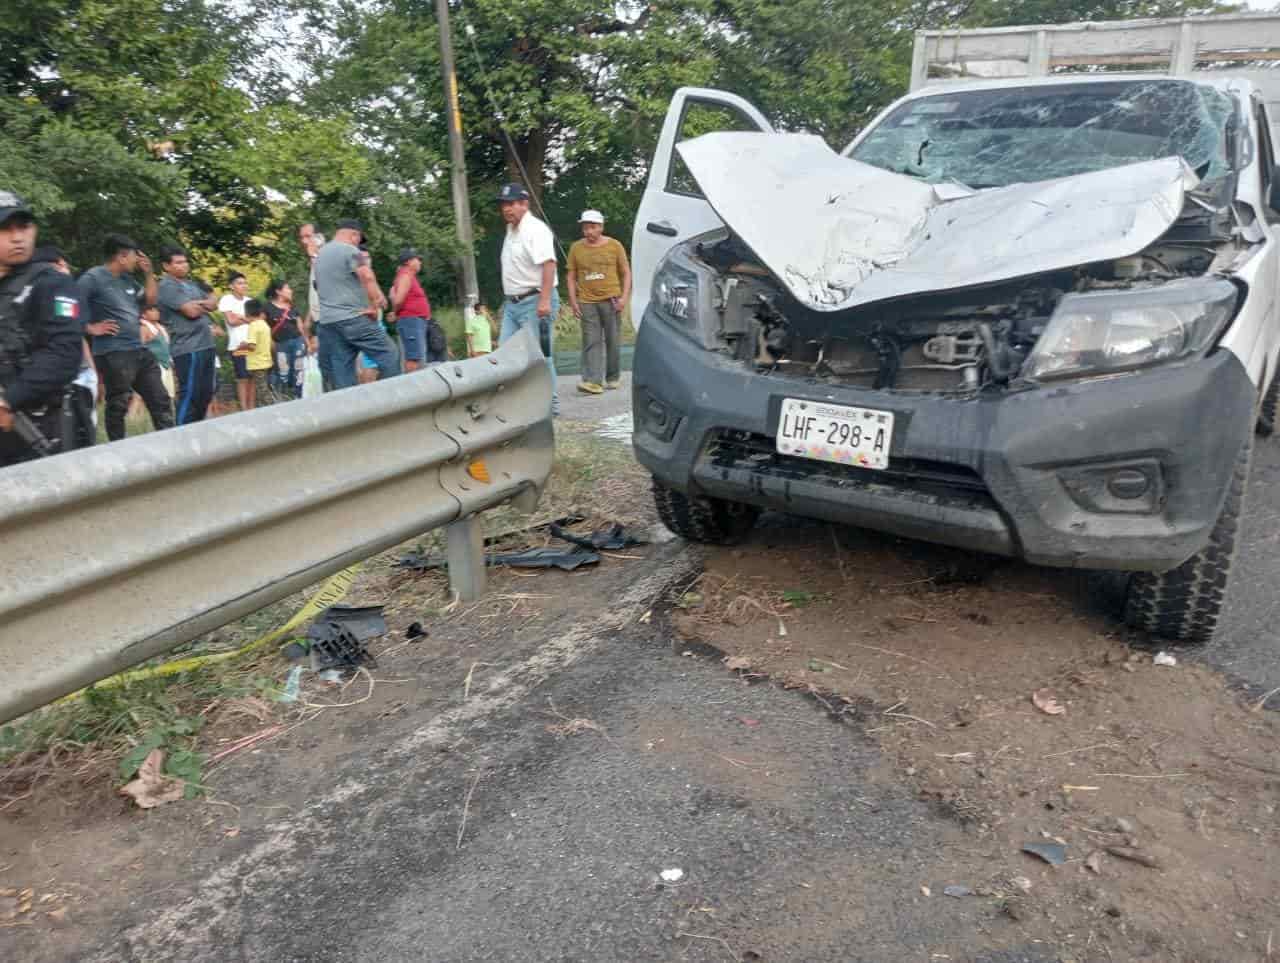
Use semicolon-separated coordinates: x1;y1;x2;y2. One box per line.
1153;651;1177;667
278;665;303;703
1021;841;1067;866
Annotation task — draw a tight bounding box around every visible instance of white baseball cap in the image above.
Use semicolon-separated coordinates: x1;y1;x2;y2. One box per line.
579;209;605;224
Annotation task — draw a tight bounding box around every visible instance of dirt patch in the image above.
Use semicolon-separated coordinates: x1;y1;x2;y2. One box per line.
676;517;1280;962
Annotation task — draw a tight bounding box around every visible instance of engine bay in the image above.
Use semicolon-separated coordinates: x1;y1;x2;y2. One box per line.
696;230;1231;393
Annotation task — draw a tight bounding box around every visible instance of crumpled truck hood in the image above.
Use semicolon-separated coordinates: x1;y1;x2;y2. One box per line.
676;132;1200;313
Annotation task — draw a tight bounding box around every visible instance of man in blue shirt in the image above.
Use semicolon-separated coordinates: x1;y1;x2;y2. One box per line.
156;244;220;425
78;234;174;440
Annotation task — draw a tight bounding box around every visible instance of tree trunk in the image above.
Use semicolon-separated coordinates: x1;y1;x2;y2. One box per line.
504;125;548;209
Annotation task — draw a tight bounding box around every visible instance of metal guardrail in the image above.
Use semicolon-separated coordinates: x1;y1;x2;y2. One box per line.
0;327;554;725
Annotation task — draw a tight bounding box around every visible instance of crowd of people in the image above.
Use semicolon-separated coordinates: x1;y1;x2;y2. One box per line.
0;181;632;467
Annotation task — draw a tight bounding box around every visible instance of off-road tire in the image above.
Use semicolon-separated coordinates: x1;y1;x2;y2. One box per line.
652;479;759;545
1123;438;1251;645
1256;373;1280;437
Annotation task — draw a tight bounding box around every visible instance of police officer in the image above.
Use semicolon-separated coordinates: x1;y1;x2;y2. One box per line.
0;193;85;467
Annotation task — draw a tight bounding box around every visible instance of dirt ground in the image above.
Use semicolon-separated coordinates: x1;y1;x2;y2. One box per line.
674;518;1280;962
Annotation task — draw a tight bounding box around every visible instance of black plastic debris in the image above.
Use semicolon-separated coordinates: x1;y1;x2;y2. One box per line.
547;522;647;551
309;625;377;671
395;546;599;572
406;621;427;640
306;604;386;670
394;523;645;574
314;605;386;641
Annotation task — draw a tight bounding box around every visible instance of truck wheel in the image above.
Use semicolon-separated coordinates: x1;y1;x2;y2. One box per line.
1123;439;1251;644
1256;373;1279;437
652;480;759;545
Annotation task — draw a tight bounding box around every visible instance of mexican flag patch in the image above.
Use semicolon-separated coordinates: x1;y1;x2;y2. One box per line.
54;296;79;319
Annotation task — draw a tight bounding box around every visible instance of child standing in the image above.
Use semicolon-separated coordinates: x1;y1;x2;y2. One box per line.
241;299;276;410
465;305;495;358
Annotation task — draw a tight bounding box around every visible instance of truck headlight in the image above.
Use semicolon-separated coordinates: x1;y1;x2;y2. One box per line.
1023;277;1240;382
652;258;700;326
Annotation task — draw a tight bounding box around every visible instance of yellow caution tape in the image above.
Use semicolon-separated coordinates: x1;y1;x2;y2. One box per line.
57;564;364;700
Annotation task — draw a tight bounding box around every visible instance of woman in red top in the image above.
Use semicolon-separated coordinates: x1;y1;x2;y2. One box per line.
390;248;442;371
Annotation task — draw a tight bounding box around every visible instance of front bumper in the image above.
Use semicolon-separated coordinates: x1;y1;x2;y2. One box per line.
632;313;1256;571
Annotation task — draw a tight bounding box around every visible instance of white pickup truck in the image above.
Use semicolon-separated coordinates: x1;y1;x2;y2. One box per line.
629;14;1280;643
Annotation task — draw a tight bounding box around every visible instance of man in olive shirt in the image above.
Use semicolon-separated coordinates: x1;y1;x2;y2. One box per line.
78;233;174;439
156;244;220;425
566;210;631;394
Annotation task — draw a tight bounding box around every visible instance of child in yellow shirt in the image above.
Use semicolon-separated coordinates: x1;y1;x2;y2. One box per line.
241;299;275;410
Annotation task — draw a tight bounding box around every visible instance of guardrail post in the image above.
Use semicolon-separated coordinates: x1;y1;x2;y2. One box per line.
446;515;486;602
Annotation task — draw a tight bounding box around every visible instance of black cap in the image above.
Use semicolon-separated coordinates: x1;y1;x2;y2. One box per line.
335;218;365;241
0;191;34;225
496;183;530;202
397;247;421;265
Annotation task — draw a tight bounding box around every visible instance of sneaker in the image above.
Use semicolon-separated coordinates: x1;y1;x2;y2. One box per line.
605;379;621;390
578;381;604;395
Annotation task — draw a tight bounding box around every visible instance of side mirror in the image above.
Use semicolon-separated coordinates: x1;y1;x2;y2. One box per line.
1271;164;1280;214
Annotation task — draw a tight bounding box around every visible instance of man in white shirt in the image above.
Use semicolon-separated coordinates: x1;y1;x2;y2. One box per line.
497;183;559;415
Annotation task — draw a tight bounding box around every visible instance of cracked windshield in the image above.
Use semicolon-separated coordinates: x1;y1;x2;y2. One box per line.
849;79;1235;188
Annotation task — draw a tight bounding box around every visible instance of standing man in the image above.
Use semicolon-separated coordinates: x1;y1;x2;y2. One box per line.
78;233;174;440
497;183;559;415
32;245;97;451
313;218;400;390
389;247;440;371
566;209;631;395
156;244;219;425
0;193;84;466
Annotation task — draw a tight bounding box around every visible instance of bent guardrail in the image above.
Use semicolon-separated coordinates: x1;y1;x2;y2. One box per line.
0;326;554;724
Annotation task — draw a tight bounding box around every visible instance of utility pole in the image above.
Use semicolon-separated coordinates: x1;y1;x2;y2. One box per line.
435;0;480;315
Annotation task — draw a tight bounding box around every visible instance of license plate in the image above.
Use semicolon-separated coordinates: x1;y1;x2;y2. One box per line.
775;398;894;470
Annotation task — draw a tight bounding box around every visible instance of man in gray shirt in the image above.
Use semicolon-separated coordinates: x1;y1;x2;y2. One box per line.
157;244;220;425
78;233;174;440
314;218;400;389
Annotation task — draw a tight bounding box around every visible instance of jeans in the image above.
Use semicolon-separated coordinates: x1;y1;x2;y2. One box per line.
271;336;306;399
97;348;175;441
318;316;402;391
501;291;558;414
173;348;216;426
579;300;620;386
397;316;427;363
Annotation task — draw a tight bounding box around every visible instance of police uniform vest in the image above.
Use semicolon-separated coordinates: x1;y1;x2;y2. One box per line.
0;260;55;388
